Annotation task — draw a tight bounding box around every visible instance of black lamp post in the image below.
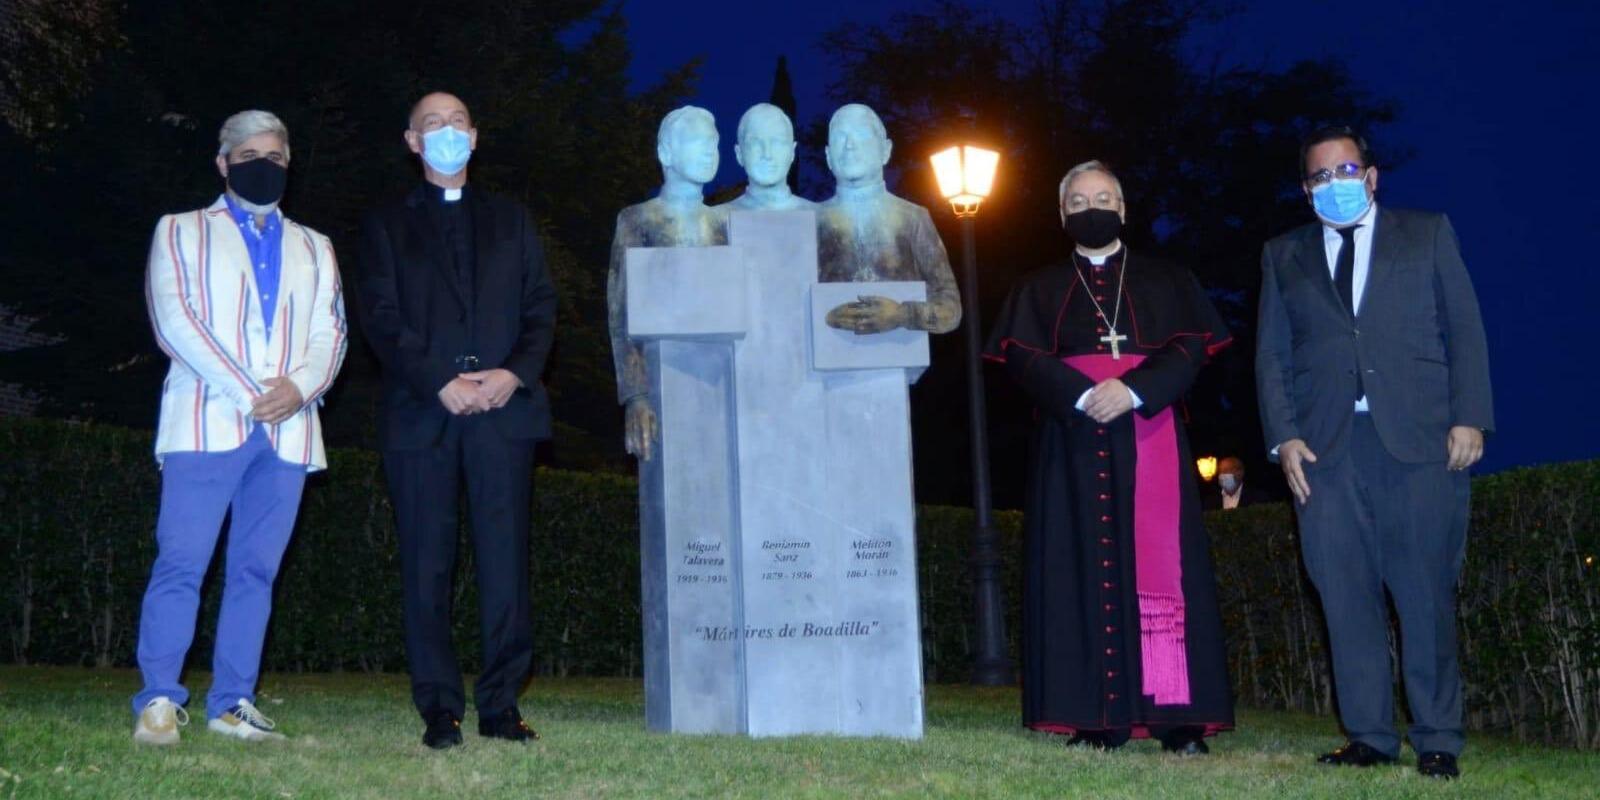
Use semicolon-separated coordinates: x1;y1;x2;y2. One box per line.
930;145;1012;686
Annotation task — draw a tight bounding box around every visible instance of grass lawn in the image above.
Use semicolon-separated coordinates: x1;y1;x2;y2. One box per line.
0;666;1593;799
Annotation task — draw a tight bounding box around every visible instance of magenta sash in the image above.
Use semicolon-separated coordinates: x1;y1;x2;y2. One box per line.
1065;354;1190;706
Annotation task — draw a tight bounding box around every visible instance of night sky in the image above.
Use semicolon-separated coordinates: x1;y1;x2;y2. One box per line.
622;0;1600;474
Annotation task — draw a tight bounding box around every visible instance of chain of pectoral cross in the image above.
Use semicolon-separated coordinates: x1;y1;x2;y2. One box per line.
1073;254;1130;359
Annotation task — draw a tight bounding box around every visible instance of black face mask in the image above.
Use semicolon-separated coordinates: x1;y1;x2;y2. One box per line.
1064;208;1122;249
226;158;287;207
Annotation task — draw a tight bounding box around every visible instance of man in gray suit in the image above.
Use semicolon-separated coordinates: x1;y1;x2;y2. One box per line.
1256;126;1493;780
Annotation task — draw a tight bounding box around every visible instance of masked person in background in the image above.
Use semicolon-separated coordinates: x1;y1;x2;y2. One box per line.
1202;457;1269;510
133;109;348;745
985;160;1234;755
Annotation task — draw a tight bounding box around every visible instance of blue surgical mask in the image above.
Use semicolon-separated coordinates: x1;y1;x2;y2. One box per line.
421;126;472;176
1311;177;1370;225
1219;475;1240;494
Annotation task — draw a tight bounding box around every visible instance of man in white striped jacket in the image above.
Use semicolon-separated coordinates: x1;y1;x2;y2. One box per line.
131;110;347;745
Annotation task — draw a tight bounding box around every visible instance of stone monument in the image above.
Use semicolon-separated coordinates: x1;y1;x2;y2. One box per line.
611;103;958;739
607;106;740;733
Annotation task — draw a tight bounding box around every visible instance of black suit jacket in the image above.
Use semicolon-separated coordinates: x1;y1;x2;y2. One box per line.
1256;207;1493;464
358;185;557;450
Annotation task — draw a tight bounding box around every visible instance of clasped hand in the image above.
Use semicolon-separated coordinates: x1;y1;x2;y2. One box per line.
437;369;520;416
1081;378;1134;424
826;296;906;335
250;377;304;424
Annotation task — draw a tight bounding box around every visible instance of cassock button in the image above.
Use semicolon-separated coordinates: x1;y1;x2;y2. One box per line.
1108;693;1119;701
1097;428;1107;436
1106;670;1117;679
1105;648;1116;656
1105;626;1115;633
1100;515;1111;523
1103;604;1114;611
1100;537;1112;545
1102;582;1113;589
1097;450;1109;458
1099;493;1110;501
1098;472;1109;480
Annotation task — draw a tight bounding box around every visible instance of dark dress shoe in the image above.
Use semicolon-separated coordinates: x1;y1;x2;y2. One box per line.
1417;751;1460;779
478;707;540;742
1159;726;1210;756
1064;730;1125;751
422;711;463;750
1316;741;1396;767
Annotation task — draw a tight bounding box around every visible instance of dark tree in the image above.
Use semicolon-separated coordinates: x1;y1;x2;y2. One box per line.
769;55;800;192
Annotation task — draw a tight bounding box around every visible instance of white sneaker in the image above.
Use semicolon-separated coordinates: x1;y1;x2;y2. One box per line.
133;697;189;745
207;699;286;742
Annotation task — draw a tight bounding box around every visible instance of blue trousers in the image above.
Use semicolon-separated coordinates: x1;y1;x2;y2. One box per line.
132;426;306;718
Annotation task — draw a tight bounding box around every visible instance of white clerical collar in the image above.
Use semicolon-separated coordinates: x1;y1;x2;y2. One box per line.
443;187;463;203
1083;244;1125;266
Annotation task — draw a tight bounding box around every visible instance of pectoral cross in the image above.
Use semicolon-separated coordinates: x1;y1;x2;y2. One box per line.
1100;327;1128;360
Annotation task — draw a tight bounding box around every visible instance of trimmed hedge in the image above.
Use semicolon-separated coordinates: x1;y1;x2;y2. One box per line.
1;417;1595;748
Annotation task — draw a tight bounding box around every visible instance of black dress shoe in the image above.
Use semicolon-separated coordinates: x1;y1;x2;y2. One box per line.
1159;727;1210;756
1316;741;1396;767
478;707;540;742
1417;751;1460;780
422;711;463;750
1064;730;1124;751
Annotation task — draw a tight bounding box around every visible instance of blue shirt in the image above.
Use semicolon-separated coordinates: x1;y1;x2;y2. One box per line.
223;194;284;339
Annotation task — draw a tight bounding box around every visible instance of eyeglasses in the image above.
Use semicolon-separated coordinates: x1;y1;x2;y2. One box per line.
1064;191;1121;213
1304;162;1367;186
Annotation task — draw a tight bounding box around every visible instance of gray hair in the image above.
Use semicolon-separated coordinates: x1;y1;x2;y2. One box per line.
828;103;887;140
657;106;715;151
1057;160;1123;204
218;109;290;160
736;103;794;143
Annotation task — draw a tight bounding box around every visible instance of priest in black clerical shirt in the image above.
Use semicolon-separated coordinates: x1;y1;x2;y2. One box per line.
357;92;557;750
985;160;1233;754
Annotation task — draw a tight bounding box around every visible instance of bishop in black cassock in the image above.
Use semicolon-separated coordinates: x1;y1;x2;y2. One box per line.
984;162;1234;753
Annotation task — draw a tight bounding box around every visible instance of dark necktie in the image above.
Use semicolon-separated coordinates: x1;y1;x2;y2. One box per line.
1334;224;1364;400
1334;224;1361;316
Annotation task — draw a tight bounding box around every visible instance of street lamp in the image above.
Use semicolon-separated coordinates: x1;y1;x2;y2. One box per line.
930;145;1000;218
929;144;1011;686
1197;456;1219;482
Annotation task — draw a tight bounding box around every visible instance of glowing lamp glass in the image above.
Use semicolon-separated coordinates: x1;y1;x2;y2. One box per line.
930;145;1000;216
